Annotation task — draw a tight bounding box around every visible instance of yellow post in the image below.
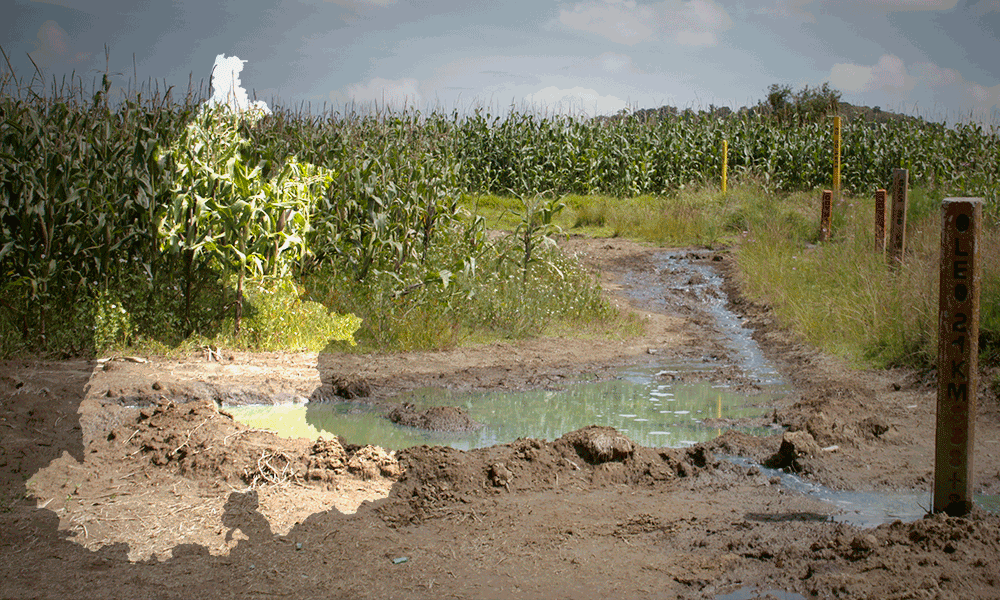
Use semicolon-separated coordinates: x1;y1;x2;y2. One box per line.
833;116;841;201
721;139;728;194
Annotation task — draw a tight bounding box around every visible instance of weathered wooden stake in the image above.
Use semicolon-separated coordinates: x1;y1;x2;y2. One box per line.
875;189;887;253
934;198;982;517
887;169;908;265
819;190;832;242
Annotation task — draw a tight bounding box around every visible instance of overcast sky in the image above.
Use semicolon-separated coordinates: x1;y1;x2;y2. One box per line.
2;0;998;122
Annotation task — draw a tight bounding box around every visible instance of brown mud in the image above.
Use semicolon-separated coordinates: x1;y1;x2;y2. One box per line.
1;236;999;599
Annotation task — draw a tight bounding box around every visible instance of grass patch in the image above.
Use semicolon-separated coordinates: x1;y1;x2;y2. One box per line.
472;182;999;371
728;185;999;369
304;231;644;353
462;184;739;246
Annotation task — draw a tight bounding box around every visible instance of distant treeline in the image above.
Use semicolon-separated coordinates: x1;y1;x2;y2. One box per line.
612;82;936;126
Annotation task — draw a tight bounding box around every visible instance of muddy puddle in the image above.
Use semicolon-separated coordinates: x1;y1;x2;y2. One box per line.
229;362;786;450
231;252;789;448
226;249;1000;524
714;587;806;600
624;252;784;386
727;456;1000;526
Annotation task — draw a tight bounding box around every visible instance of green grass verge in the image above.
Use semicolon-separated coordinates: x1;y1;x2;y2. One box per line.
461;183;999;371
461;186;736;247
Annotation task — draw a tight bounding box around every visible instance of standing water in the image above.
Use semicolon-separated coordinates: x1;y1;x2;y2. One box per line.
230;363;784;450
227;250;1000;521
229;251;787;449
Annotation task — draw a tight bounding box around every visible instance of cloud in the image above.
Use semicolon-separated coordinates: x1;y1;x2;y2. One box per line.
830;54;1000;118
558;0;733;47
966;0;998;16
559;0;655;45
861;0;960;10
27;20;92;71
757;0;816;23
830;54;911;94
28;0;111;13
573;51;645;74
342;76;423;108
523;85;628;116
319;0;397;7
909;62;1000;110
318;0;398;16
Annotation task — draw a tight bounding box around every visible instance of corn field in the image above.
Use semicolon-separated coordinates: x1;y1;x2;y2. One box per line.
1;67;998;354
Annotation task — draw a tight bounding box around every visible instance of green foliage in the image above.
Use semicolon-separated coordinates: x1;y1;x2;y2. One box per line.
91;290;135;352
222;279;360;351
304;217;631;352
156;104;335;335
506;194;566;285
729;187;999;368
3;62;998;360
759;82;841;126
301;110;464;283
0;75;182;349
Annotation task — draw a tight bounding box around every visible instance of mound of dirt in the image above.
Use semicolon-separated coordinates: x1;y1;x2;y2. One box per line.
560;425;634;463
109;398;401;486
386;402;483;432
780;510;1000;597
311;375;372;401
379;425;725;525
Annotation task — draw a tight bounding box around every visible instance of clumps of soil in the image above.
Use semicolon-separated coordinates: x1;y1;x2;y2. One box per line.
112;398;400;486
788;511;1000;597
348;446;401;480
379;426;722;525
99;380;277;408
560;425;633;463
306;437;401;482
386;403;483;432
311;375;371;401
764;430;823;471
706;429;782;464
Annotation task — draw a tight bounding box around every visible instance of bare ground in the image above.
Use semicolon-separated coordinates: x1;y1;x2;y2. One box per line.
1;236;999;600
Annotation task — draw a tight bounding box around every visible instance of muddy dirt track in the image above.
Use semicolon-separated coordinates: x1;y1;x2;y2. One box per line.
1;236;999;600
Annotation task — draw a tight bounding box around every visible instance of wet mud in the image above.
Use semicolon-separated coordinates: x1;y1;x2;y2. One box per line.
2;236;999;599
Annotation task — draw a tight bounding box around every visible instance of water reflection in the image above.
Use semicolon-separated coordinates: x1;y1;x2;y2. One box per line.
230;250;791;450
726;456;1000;525
228;365;784;450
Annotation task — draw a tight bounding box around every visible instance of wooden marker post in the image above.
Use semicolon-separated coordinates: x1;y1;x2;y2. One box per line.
875;189;887;252
934;198;982;517
888;169;908;265
819;190;833;242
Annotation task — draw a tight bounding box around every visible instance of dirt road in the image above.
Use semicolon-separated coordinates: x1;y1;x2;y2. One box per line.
1;237;998;599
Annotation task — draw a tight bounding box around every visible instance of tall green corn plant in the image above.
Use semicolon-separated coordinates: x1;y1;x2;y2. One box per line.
0;62;195;352
157;105;333;336
505;194;566;286
308;109;464;287
2;75;132;346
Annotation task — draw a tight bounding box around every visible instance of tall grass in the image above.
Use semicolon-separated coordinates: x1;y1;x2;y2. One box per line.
729;187;999;369
543;181;998;370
